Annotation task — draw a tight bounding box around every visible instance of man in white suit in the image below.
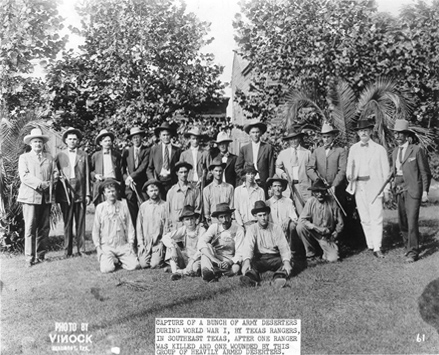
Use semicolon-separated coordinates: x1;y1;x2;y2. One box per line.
346;118;390;258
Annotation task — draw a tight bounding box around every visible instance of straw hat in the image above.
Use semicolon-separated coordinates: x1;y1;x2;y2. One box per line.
95;129;115;145
23;128;49;145
215;131;233;144
128;127;145;138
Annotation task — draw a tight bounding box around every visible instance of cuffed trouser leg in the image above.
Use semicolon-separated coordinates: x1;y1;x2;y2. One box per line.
355;181;383;252
296;222;319;258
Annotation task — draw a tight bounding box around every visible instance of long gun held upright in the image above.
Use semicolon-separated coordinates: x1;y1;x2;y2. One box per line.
371;172;394;205
283;170;304;211
315;170;347;217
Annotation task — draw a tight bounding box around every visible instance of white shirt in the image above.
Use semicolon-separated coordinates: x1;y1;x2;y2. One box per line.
103;151;115;178
290;147;299;180
160;144;172;176
191;147;199;182
357;141;371;177
68;149;77;179
396;141;408;175
133;147;140;168
251;141;261;180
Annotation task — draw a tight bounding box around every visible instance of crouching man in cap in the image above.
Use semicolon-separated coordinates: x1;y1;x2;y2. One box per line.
240;201;293;288
198;203;245;282
162;205;206;281
296;180;343;262
18;128;58;267
137;179;168;269
92;179;139;273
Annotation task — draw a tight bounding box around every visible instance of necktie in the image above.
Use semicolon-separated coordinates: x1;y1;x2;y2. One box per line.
134;148;139;168
291;148;298;166
399;147;404;164
163;145;170;170
360;143;369;147
37;153;42;161
69;149;75;153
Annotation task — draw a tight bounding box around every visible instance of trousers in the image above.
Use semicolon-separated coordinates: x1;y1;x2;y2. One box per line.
296;222;339;262
61;201;86;255
99;244;139;273
22;203;51;262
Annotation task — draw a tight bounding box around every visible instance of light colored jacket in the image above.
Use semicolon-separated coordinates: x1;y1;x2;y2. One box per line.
346;139;390;197
17;151;56;204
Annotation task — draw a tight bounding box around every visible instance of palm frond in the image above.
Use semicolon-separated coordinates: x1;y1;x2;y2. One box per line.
282;88;327;129
327;79;358;145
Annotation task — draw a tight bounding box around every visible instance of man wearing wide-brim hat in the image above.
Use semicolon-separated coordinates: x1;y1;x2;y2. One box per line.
147;122;181;198
240;200;292;288
18;128;57;267
92;178;139;273
390;119;431;262
162;205;206;280
307;122;347;211
235;120;275;190
346;117;390;258
166;161;201;231
55;126;91;258
122;126;150;226
198;203;245;282
296;179;343;263
266;175;304;261
90;128;123;206
202;157;234;224
136;179;168;269
209;131;238;187
179;126;209;189
275;125;312;215
234;164;265;230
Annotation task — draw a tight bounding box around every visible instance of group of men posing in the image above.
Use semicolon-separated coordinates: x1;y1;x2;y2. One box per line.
18;116;431;287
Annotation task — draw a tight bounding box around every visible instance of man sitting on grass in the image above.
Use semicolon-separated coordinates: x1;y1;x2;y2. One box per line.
92;179;139;273
162;205;206;281
137;179;168;269
296;179;343;263
240;201;292;288
198;203;245;282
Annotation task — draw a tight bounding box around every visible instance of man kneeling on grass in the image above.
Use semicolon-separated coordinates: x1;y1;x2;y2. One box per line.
162;205;206;281
92;179;139;273
198;203;245;282
240;201;292;288
296;179;343;263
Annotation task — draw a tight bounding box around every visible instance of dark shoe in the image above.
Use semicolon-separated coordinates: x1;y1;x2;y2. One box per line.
202;268;216;282
170;273;182;281
406;255;418;263
374;250;385;258
240;275;258;287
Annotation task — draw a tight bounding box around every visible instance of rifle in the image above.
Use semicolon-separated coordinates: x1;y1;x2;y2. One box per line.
283;170;304;211
371;172;394;204
128;174;144;206
315;170;347;217
346;160;355;195
49;159;55;202
59;170;71;205
199;168;208;228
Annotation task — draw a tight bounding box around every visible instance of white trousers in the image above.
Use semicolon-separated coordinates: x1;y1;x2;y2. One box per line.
354;181;383;251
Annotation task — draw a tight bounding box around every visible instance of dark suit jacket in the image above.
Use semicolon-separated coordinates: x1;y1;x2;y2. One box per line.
146;143;181;184
122;146;150;198
392;144;431;199
235;141;275;185
179;147;208;182
90;149;123;200
209;152;238;187
55;149;91;203
307;146;347;187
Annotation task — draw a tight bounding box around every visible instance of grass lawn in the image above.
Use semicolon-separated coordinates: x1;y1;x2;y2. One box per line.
1;199;439;354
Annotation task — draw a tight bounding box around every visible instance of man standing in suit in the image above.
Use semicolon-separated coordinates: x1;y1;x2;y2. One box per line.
18;128;57;267
346;118;390;258
122;127;150;226
235;121;275;189
276;126;312;215
307;122;347;206
90;129;123;206
209;131;238;187
147;122;181;199
391;119;431;262
179;127;208;189
55;127;91;258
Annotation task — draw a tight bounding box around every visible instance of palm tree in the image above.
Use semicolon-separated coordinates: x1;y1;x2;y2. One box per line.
282;77;434;152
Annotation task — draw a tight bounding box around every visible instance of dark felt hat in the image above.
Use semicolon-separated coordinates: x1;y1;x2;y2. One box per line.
142;179;163;191
243;121;267;135
251;200;271;215
62;127;83;143
354;119;375;131
98;178;121;193
266;175;288;191
308;179;328;191
208;157;226;171
154;122;177;137
283;127;305;140
211;203;235;218
179;205;200;221
173;161;193;174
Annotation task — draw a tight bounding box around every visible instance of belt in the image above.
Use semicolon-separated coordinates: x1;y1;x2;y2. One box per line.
291;180;299;184
356;176;370;181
